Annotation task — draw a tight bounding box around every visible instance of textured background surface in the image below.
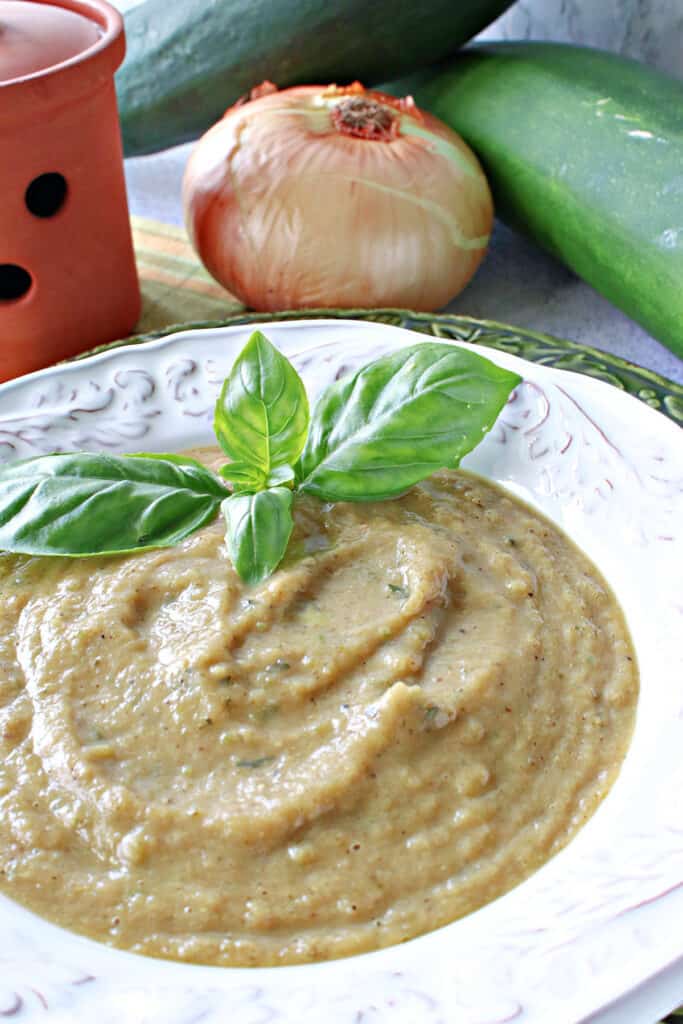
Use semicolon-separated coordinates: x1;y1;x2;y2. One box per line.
478;0;683;78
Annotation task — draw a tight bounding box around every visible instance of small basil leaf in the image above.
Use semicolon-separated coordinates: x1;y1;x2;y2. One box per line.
222;487;293;584
298;342;521;501
214;330;309;475
0;452;228;556
219;460;267;492
266;464;295;488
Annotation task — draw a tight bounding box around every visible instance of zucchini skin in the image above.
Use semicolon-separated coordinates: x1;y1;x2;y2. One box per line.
405;43;683;358
116;0;513;156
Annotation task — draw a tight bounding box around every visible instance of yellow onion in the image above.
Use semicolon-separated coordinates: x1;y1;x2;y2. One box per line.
182;82;493;311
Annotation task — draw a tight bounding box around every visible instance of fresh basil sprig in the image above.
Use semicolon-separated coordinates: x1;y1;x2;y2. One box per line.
0;331;520;582
211;329;310;578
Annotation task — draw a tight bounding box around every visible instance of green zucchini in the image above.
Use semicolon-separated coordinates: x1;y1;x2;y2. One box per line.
116;0;514;156
397;43;683;358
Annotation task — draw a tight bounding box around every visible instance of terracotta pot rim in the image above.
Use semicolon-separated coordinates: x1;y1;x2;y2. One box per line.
0;0;124;111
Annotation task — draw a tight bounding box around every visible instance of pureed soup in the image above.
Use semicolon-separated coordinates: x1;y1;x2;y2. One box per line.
0;450;637;966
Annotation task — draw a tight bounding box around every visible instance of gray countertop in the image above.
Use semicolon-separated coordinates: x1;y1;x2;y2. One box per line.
124;142;683;387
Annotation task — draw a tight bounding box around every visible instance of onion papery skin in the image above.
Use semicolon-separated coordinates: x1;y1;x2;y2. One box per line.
183;84;493;312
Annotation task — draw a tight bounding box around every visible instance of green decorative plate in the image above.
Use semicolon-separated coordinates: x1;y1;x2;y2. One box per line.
79;308;683;427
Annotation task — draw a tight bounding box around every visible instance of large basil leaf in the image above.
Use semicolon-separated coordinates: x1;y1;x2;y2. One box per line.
222;487;293;584
0;452;228;556
297;343;521;501
214;330;309;476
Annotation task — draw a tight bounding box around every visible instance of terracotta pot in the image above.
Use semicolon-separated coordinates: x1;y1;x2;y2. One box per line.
0;0;141;382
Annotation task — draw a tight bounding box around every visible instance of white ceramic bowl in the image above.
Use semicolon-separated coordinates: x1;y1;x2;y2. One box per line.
0;320;681;1024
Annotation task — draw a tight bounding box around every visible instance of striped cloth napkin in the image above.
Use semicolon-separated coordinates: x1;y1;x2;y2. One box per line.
131;215;244;333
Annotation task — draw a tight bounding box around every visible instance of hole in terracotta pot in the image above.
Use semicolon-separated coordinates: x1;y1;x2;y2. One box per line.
25;173;68;218
0;265;33;302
